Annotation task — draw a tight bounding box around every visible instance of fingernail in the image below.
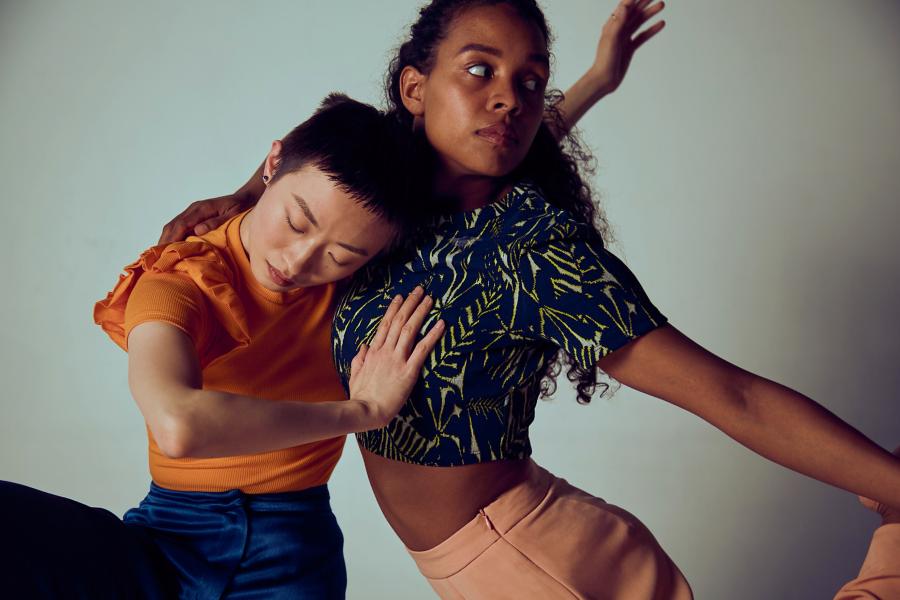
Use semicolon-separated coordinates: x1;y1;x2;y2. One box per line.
393;295;402;303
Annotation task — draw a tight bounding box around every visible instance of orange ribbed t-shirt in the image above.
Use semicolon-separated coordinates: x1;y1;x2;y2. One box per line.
94;211;347;494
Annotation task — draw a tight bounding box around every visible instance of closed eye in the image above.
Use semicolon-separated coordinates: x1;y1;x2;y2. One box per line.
285;212;304;234
329;252;348;267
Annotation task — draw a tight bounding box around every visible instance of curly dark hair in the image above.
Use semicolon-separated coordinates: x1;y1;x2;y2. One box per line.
385;0;614;404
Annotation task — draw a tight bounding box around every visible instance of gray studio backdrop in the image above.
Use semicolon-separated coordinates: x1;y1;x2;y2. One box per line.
1;1;898;598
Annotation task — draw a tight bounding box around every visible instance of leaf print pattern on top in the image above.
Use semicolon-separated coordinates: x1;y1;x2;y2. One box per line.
332;182;666;466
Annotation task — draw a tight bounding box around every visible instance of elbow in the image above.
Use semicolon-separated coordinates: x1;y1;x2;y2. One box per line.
714;371;766;436
734;371;765;416
689;371;759;434
153;414;199;459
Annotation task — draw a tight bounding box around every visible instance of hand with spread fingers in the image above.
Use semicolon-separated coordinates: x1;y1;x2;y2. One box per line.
349;287;446;430
593;0;667;97
553;0;666;139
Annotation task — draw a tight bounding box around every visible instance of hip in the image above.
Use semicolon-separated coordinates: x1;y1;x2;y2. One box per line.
406;462;693;600
125;482;346;599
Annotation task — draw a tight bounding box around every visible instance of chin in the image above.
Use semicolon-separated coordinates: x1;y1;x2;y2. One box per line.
471;152;526;178
292;276;334;289
479;162;520;179
458;157;512;178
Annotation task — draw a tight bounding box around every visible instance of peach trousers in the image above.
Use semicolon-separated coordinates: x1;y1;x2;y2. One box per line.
834;523;900;599
407;461;693;599
407;461;900;599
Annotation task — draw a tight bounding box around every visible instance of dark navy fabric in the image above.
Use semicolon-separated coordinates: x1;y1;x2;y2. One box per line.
332;182;667;467
0;480;346;599
0;480;175;599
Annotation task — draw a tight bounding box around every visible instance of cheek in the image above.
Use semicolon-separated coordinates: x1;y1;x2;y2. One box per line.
249;220;289;273
517;122;542;158
337;255;374;281
262;202;284;231
425;83;475;140
523;100;544;134
333;265;358;281
262;208;295;247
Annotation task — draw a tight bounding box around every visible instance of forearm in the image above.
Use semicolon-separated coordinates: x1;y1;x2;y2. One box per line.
159;388;378;459
130;292;441;460
234;160;265;207
552;71;614;140
602;326;899;510
718;376;900;508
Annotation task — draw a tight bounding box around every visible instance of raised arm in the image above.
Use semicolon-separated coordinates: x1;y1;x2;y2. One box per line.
551;0;666;140
597;324;900;510
127;289;444;458
160;2;666;243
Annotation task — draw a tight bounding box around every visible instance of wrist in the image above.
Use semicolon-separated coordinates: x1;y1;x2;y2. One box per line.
582;68;617;100
234;177;265;209
234;188;256;210
344;398;385;432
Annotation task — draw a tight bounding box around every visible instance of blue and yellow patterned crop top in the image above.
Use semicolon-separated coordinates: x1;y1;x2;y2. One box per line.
331;182;666;466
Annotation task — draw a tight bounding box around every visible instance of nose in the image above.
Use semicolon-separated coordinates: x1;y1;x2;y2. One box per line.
489;76;521;116
284;240;320;277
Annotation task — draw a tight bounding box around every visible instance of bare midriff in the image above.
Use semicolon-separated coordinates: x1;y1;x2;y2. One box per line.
360;446;533;552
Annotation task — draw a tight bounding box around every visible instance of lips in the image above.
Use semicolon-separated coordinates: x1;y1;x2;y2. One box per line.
475;122;519;147
266;261;295;287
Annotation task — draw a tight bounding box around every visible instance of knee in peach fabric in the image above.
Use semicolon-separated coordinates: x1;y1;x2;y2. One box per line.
409;463;692;600
833;524;900;600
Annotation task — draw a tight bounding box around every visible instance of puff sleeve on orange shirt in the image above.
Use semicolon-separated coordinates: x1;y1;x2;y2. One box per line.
94;241;250;363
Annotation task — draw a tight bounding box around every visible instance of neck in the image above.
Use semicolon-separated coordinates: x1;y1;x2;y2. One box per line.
238;207;253;257
433;168;512;213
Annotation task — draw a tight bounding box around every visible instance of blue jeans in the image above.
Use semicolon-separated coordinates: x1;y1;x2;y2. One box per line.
125;482;346;599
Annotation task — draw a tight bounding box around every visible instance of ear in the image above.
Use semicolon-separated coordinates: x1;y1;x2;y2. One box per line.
399;65;427;118
263;140;283;184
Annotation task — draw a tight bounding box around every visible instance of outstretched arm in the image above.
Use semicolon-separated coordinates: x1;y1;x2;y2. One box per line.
551;0;666;140
598;324;900;510
127;288;444;458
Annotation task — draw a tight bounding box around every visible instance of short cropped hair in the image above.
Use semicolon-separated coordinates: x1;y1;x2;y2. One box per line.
273;93;428;234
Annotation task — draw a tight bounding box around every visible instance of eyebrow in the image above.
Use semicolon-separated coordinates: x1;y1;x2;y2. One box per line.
291;192;370;257
292;193;319;228
455;43;549;67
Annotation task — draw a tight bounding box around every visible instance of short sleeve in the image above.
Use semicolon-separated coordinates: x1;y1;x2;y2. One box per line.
515;227;667;368
95;239;250;362
123;272;211;352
